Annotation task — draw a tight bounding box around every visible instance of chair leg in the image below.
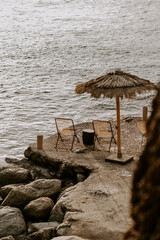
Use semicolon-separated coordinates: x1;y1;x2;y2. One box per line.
71;136;75;151
109;136;116;152
56;133;64;149
71;134;80;151
96;137;101;145
108;138;112;152
113;137;117;144
56;135;60;149
75;134;80;143
92;138;96;150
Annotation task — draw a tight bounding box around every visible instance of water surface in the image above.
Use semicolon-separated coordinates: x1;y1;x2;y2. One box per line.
0;0;159;162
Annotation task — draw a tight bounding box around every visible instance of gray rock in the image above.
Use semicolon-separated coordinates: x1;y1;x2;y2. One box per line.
0;236;15;240
14;234;30;240
23;197;54;221
0;206;26;238
49;201;65;223
2;179;61;209
0;184;24;199
56;227;67;236
0;166;32;186
5;157;56;180
29;228;55;240
28;221;60;234
56;222;71;237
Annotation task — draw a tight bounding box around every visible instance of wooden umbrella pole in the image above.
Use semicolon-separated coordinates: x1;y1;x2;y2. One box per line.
116;96;122;158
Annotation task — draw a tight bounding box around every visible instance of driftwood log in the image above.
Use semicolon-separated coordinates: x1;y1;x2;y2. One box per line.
123;83;160;240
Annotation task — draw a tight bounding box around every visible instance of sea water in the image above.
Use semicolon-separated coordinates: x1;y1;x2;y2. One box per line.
0;0;160;162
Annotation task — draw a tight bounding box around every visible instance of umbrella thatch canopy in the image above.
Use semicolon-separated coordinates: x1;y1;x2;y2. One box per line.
75;69;156;99
75;69;156;159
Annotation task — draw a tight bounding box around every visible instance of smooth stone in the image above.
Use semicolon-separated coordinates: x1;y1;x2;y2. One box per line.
5;157;56;180
2;179;61;209
0;206;26;238
0;166;32;186
0;184;24;199
29;228;55;240
28;221;60;234
23;197;54;221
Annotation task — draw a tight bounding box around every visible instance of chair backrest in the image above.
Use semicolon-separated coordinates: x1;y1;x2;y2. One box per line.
55;118;75;133
136;120;147;136
92;120;111;135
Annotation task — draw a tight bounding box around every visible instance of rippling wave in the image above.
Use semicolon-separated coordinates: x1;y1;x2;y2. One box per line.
0;0;159;162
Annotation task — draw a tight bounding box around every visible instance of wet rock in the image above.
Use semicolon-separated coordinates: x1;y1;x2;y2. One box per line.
28;221;60;234
0;166;32;186
0;206;26;238
23;197;54;221
2;179;61;209
29;228;55;240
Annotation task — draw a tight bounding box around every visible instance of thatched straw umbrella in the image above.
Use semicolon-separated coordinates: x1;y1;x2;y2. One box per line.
75;69;156;161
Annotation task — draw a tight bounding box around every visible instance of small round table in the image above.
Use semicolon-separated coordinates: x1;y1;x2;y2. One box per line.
82;129;95;146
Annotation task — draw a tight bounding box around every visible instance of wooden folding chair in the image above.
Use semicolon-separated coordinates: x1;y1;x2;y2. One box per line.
136;120;147;144
92;120;116;151
55;118;80;150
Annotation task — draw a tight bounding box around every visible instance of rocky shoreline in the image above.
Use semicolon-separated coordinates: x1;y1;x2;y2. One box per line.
0;155;91;240
0;117;144;240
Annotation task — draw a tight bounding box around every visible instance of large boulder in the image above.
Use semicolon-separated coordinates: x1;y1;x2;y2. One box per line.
23;197;54;221
49;201;65;223
0;206;26;238
29;228;55;240
5;157;56;180
0;184;24;199
2;179;61;209
28;222;60;234
0;166;32;186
